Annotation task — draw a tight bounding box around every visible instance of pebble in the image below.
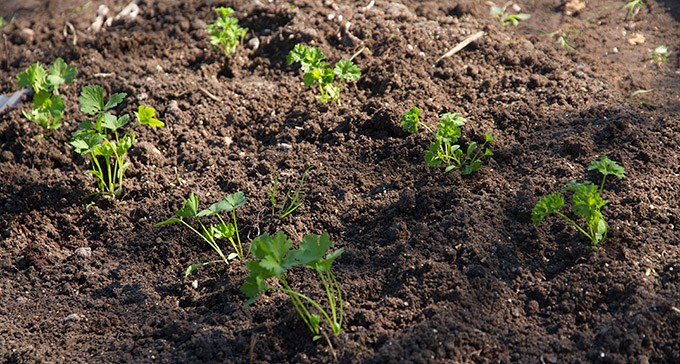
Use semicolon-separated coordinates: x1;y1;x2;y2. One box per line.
75;247;92;258
1;150;14;162
166;100;180;115
16;297;28;304
65;313;81;322
18;28;35;44
277;142;292;150
137;92;148;101
300;28;317;39
247;37;260;51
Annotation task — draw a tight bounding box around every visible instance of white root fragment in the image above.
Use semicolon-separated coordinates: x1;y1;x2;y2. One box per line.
115;1;140;22
87;5;109;33
63;22;77;45
434;31;485;66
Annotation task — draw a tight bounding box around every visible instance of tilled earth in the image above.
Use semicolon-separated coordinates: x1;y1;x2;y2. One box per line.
1;0;679;363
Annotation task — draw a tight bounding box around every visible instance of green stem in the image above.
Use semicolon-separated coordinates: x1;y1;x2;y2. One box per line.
194;217;228;264
232;209;244;258
554;211;594;242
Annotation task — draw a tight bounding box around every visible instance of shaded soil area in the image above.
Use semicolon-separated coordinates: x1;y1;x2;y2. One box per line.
1;0;680;363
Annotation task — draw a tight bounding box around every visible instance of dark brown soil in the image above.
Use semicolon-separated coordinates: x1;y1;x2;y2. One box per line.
1;0;679;363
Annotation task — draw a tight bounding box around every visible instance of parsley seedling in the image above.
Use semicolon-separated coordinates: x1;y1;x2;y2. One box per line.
206;7;248;55
490;5;531;27
70;85;164;198
241;231;344;341
622;0;645;18
650;45;671;63
287;44;361;105
532;156;625;248
16;58;78;131
268;166;314;219
402;107;494;175
156;192;248;277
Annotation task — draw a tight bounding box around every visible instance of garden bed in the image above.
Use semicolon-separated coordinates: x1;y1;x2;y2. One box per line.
1;0;679;363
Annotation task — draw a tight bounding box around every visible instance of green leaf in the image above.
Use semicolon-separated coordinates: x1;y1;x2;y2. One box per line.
70;133;105;155
320;68;335;86
436;113;464;144
303;68;321;87
46;57;77;89
250;231;293;263
17;62;46;92
532;193;564;225
79;85;105;115
103;92;127;111
135;105;164;127
101;113;129;131
155;217;182;226
466;142;477;158
214;223;235;240
401;107;420;133
587;155;625;179
214;191;247;212
175;193;199;217
185;263;205;278
485;132;495;143
117;134;134;156
291;232;343;272
572;184;609;219
334;59;361;82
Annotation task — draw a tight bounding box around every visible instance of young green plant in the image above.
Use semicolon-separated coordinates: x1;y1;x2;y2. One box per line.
490;5;531;27
241;231;344;341
622;0;645;18
650;45;671;63
268;166;314;219
402;107;494;175
206;7;248;55
156;192;248;277
69;85;164;198
16;58;78;131
287;44;361;105
532;156;625;248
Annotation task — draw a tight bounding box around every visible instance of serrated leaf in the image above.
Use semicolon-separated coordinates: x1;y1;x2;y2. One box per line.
334;59;361;82
79;85;105;115
401;107;420;133
101;113;129;131
17;63;46;92
303;69;321;86
135;105;164;127
532;192;564;225
587;155;625;179
175;193;199;217
104;92;127;111
213;191;247;212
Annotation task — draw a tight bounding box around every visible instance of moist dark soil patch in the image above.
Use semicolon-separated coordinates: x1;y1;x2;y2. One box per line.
1;0;679;363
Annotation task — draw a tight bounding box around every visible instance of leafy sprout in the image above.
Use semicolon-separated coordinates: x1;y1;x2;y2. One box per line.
532;156;625;248
70;85;163;198
287;44;361;105
650;45;671;63
241;231;344;341
156;192;248;277
490;5;531;27
622;0;645;18
16;58;78;131
268;166;314;220
206;7;248;55
402;107;494;175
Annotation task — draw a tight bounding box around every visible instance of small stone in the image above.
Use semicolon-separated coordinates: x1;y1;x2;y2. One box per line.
300;28;317;38
247;37;260;50
74;247;92;258
65;313;81;322
166;100;180;115
16;297;28;304
137;92;148;101
19;28;35;44
277;143;292;150
1;150;14;162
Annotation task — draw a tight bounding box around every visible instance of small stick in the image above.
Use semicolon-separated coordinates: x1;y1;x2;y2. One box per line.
249;332;260;364
198;86;221;102
434;31;484;66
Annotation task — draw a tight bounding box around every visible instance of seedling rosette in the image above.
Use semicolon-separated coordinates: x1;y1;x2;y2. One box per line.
287;44;361;105
156;192;248;277
70;85;163;198
402;107;494;175
241;231;344;341
206;7;248;55
17;58;78;131
532;156;625;248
